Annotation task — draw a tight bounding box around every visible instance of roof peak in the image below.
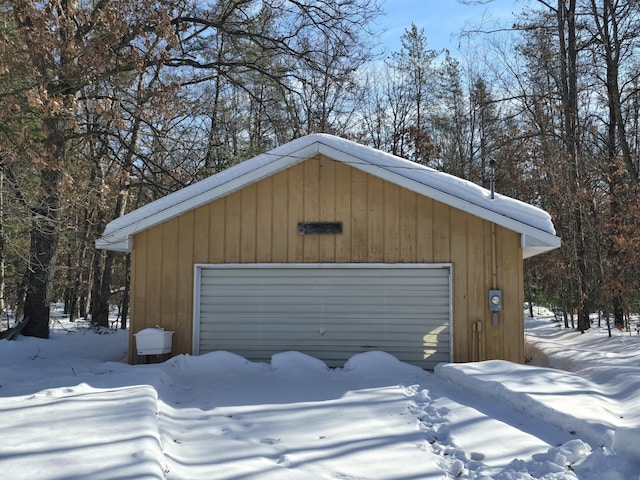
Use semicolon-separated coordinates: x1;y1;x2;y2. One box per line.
97;134;559;258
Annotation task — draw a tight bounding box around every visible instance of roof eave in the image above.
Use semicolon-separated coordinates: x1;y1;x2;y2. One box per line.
96;141;321;251
96;135;561;257
320;141;559;250
95;235;132;253
522;232;561;259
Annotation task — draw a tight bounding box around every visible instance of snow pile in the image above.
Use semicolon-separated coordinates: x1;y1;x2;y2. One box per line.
0;312;639;479
436;360;619;449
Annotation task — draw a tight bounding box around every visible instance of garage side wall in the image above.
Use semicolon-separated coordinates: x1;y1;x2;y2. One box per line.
128;155;524;365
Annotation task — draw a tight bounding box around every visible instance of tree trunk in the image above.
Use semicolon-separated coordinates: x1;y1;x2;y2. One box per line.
92;88;143;327
120;253;131;330
590;0;637;325
22;105;67;338
0;170;5;331
22;166;62;338
91;249;116;328
557;0;590;332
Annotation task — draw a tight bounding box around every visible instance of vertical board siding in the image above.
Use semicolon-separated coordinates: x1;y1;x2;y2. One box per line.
399;189;417;262
350;168;368;262
160;220;178;332
334;161;351;262
129;155;525;365
288;165;305;261
450;208;468;362
466;215;487;361
240;184;257;262
208;200;226;262
367;176;384;261
256;177;273;262
176;212;195;354
193;203;210;263
318;158;336;262
145;228;162;329
416;196;434;262
383;182;401;263
432;201;451;262
225;193;241;263
271;170;289;262
499;226;524;363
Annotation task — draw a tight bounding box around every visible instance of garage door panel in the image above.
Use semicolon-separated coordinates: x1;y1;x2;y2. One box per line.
200;288;450;299
205;267;447;279
196;265;451;369
200;296;450;310
199;321;450;337
200;283;450;296
198;334;451;346
295;277;446;287
200;306;449;318
196;337;450;357
202;274;449;289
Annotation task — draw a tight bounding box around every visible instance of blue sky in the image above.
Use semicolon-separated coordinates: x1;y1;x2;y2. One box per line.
379;0;519;53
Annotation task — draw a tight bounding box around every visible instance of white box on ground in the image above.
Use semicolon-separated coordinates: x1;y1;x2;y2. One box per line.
134;328;174;355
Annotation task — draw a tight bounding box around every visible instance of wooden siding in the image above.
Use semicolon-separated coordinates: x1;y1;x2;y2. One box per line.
129;155;524;365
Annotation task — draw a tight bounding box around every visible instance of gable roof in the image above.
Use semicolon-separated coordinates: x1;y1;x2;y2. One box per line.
96;133;560;258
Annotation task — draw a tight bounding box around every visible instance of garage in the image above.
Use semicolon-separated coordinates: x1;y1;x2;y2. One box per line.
96;133;560;366
194;264;451;369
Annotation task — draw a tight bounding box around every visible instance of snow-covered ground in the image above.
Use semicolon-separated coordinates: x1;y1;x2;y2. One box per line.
0;308;638;479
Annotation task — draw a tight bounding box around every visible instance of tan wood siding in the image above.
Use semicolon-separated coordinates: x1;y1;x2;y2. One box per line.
334;161;352;262
450;208;468;363
193;203;210;263
256;176;273;262
399;189;417;262
176;212;195;354
129;155;525;365
319;158;336;262
271;170;289;262
466;214;488;361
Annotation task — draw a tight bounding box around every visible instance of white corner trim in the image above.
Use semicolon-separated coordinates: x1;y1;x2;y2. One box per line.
192;264;203;356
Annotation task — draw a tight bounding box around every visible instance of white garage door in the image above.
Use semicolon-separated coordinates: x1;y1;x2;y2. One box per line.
193;264;451;369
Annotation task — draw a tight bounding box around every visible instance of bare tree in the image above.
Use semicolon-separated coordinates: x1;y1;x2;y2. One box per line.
1;0;383;337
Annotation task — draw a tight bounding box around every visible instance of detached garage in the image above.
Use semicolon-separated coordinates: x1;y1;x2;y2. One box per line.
97;134;560;369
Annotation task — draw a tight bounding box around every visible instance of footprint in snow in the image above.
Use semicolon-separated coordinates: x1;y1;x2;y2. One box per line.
332;473;367;479
260;437;280;445
403;384;420;396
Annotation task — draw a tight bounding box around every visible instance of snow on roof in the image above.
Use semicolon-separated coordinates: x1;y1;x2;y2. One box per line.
96;133;560;257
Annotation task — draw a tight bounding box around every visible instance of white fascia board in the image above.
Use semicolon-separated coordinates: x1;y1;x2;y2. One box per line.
95;235;131;252
522;233;561;259
98;142;320;252
319;143;561;255
522;232;561;248
523;245;559;259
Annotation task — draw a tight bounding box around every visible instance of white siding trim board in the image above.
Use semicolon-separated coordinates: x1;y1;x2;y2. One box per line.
193;263;453;370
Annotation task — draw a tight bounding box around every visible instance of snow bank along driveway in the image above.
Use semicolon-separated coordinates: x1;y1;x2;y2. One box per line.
0;319;638;479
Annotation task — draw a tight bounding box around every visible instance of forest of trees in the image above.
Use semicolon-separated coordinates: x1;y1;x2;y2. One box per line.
1;0;639;339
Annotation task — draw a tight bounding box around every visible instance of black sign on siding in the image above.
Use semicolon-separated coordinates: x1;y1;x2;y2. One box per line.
297;222;343;235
